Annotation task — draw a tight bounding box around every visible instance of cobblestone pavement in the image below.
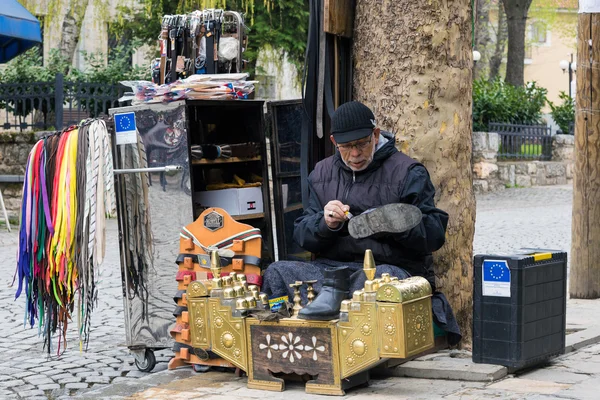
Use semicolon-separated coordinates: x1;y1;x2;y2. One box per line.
0;184;576;399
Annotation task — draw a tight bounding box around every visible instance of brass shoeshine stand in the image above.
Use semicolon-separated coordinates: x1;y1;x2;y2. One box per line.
181;249;434;395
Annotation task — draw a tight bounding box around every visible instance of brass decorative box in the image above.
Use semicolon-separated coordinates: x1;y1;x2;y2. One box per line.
177;249;435;395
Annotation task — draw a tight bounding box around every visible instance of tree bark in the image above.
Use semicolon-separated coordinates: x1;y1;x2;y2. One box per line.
59;0;90;67
353;0;476;347
502;0;533;86
570;13;600;299
474;0;491;79
489;2;508;80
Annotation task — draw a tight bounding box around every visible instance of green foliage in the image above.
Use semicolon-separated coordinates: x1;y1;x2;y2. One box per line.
472;77;548;131
0;48;71;117
548;91;574;135
0;42;150;119
110;0;309;76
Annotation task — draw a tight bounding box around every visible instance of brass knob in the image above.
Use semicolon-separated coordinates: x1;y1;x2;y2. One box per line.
229;272;238;282
212;278;223;289
223;288;235;299
340;300;351;313
381;273;391;283
233;285;245;298
222;276;233;288
248;285;258;293
352;290;364;302
237;273;246;282
245;296;257;309
259;293;269;306
235;298;249;310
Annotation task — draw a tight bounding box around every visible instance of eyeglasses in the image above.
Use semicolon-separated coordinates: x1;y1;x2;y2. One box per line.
337;135;373;152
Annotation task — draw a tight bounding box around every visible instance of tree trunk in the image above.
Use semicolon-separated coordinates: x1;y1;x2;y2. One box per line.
59;0;90;67
353;0;476;347
489;2;507;80
502;0;533;87
570;13;600;298
474;0;491;79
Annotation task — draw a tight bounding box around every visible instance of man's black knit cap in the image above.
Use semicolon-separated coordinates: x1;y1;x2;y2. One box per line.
330;101;376;144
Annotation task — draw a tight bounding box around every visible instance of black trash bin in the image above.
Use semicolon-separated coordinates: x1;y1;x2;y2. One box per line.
473;249;567;369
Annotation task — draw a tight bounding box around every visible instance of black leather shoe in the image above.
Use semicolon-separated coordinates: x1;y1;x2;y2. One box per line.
348;203;422;239
297;266;350;321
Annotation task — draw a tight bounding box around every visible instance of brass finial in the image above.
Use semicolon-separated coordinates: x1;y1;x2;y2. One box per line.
305;280;317;304
289;281;303;312
210;250;222;280
363;249;376;281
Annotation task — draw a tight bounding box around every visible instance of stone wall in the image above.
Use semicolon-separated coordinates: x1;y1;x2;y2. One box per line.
0;132;37;222
473;132;575;194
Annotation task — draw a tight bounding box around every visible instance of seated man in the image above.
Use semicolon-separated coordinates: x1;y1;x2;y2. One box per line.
262;101;461;345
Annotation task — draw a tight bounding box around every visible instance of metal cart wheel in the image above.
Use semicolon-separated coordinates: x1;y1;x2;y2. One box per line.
135;349;157;372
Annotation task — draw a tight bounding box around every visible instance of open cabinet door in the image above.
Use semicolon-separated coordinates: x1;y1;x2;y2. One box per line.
267;100;311;261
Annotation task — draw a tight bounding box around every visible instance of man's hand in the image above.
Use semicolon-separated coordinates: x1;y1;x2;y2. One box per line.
324;200;350;229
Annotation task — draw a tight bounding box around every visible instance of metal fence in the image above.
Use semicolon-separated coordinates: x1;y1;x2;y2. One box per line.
489;122;553;161
0;73;127;131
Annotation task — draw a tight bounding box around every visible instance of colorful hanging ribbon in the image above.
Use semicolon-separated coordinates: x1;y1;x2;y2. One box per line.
15;119;115;355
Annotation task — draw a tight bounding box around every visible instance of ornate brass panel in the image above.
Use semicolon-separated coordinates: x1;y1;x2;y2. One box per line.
376;276;432;303
377;303;406;358
404;297;434;357
208;298;248;371
246;318;342;395
188;298;210;348
187;280;209;298
337;302;380;378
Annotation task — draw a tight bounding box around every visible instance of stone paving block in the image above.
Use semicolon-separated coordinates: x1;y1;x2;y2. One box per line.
553;358;600;374
75;372;98;378
565;327;600;353
387;358;507;382
68;367;90;374
58;377;82;384
54;363;81;370
85;375;111;384
30;366;53;373
51;373;74;381
18;389;45;397
0;375;11;382
65;382;89;389
488;378;571;394
37;383;61;390
126;370;150;378
444;387;529;400
100;370;122;378
0;379;24;388
518;367;591;384
85;362;108;369
23;376;55;385
19;384;35;391
551;376;600;400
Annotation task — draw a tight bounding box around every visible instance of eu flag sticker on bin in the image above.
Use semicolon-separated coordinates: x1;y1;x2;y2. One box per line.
482;259;511;297
114;112;137;145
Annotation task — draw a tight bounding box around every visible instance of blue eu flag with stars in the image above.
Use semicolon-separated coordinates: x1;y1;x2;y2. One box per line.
483;260;510;283
114;112;136;133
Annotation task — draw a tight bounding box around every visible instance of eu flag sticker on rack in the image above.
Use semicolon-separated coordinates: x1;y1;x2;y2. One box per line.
114;112;137;145
482;259;511;297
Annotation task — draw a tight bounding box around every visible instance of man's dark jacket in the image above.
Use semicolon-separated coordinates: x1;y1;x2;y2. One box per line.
293;132;449;285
